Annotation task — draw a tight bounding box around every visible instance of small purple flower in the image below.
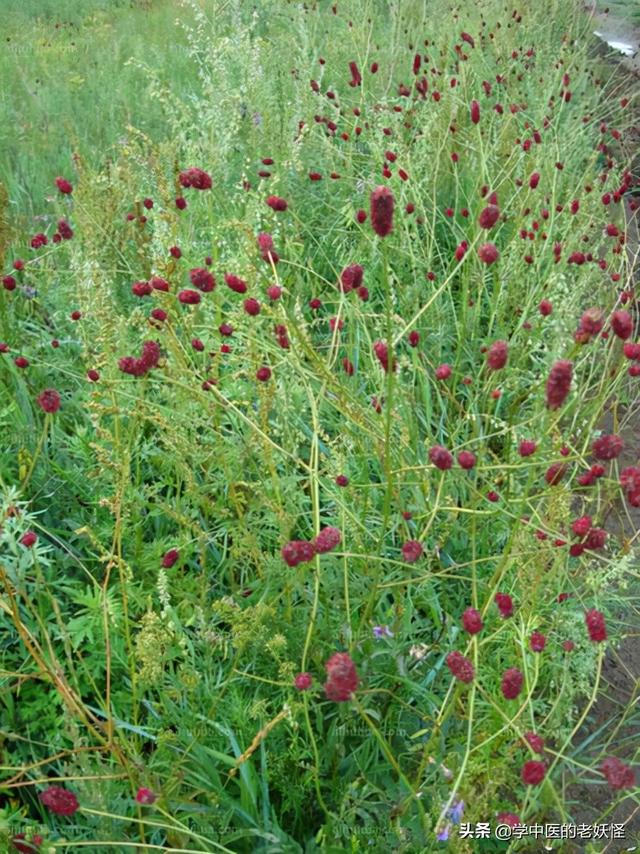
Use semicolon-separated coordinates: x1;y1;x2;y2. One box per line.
449;799;465;824
373;625;393;639
436;825;450;842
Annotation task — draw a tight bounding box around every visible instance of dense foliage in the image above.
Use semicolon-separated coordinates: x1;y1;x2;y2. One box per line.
1;0;638;851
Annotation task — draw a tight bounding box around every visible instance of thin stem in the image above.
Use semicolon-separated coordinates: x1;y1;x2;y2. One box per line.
21;413;50;489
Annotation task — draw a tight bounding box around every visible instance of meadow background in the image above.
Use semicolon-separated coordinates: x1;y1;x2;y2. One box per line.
0;0;639;851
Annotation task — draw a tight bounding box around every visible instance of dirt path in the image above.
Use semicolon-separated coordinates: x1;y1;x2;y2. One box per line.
565;8;640;852
585;3;640;74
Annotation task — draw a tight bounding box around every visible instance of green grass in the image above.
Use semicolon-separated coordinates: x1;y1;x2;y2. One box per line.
0;0;195;226
0;0;639;851
603;0;640;26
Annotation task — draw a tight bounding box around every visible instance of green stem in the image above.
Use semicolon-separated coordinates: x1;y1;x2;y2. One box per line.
22;413;50;490
362;239;396;629
353;697;428;832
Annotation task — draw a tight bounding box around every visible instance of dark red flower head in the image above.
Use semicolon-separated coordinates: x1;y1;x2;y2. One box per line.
521;760;546;785
519;440;537;457
592;434;623;461
478;242;499;264
257;231;273;253
462;607;483;634
544;462;568;485
373;340;396;373
457;450;476;469
178;289;201;305
162;549;180;568
324;652;358;701
39;785;79;815
401;540;423;563
501;667;523;699
576;307;604;341
21;531;38;548
55;176;73;194
139;341;160;371
340;264;364;292
601;757;635;790
244;298;261;316
370;186;395;237
620;466;640;507
190;268;216;292
266;195;288;211
31;232;48;249
446;651;475;683
487;340;508;370
495;592;514;617
611;310;632;340
584;527;607;550
132;280;153;297
313;526;342;554
136;787;156;805
37;389;61;414
281;540;316;567
348;61;362;87
479;204;500;230
585;608;607;642
294;672;313;691
150;276;169;292
178;167;212;190
529;631;546;652
545;360;573;410
571;515;592;537
524;731;545;754
118;341;160;376
429;445;453;470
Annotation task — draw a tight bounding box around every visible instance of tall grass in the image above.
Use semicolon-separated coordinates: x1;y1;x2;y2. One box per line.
1;0;638;850
0;0;192;225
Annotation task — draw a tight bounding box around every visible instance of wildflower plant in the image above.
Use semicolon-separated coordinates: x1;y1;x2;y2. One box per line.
0;0;638;849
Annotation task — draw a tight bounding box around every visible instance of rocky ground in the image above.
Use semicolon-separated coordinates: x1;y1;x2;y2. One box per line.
587;2;640;74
